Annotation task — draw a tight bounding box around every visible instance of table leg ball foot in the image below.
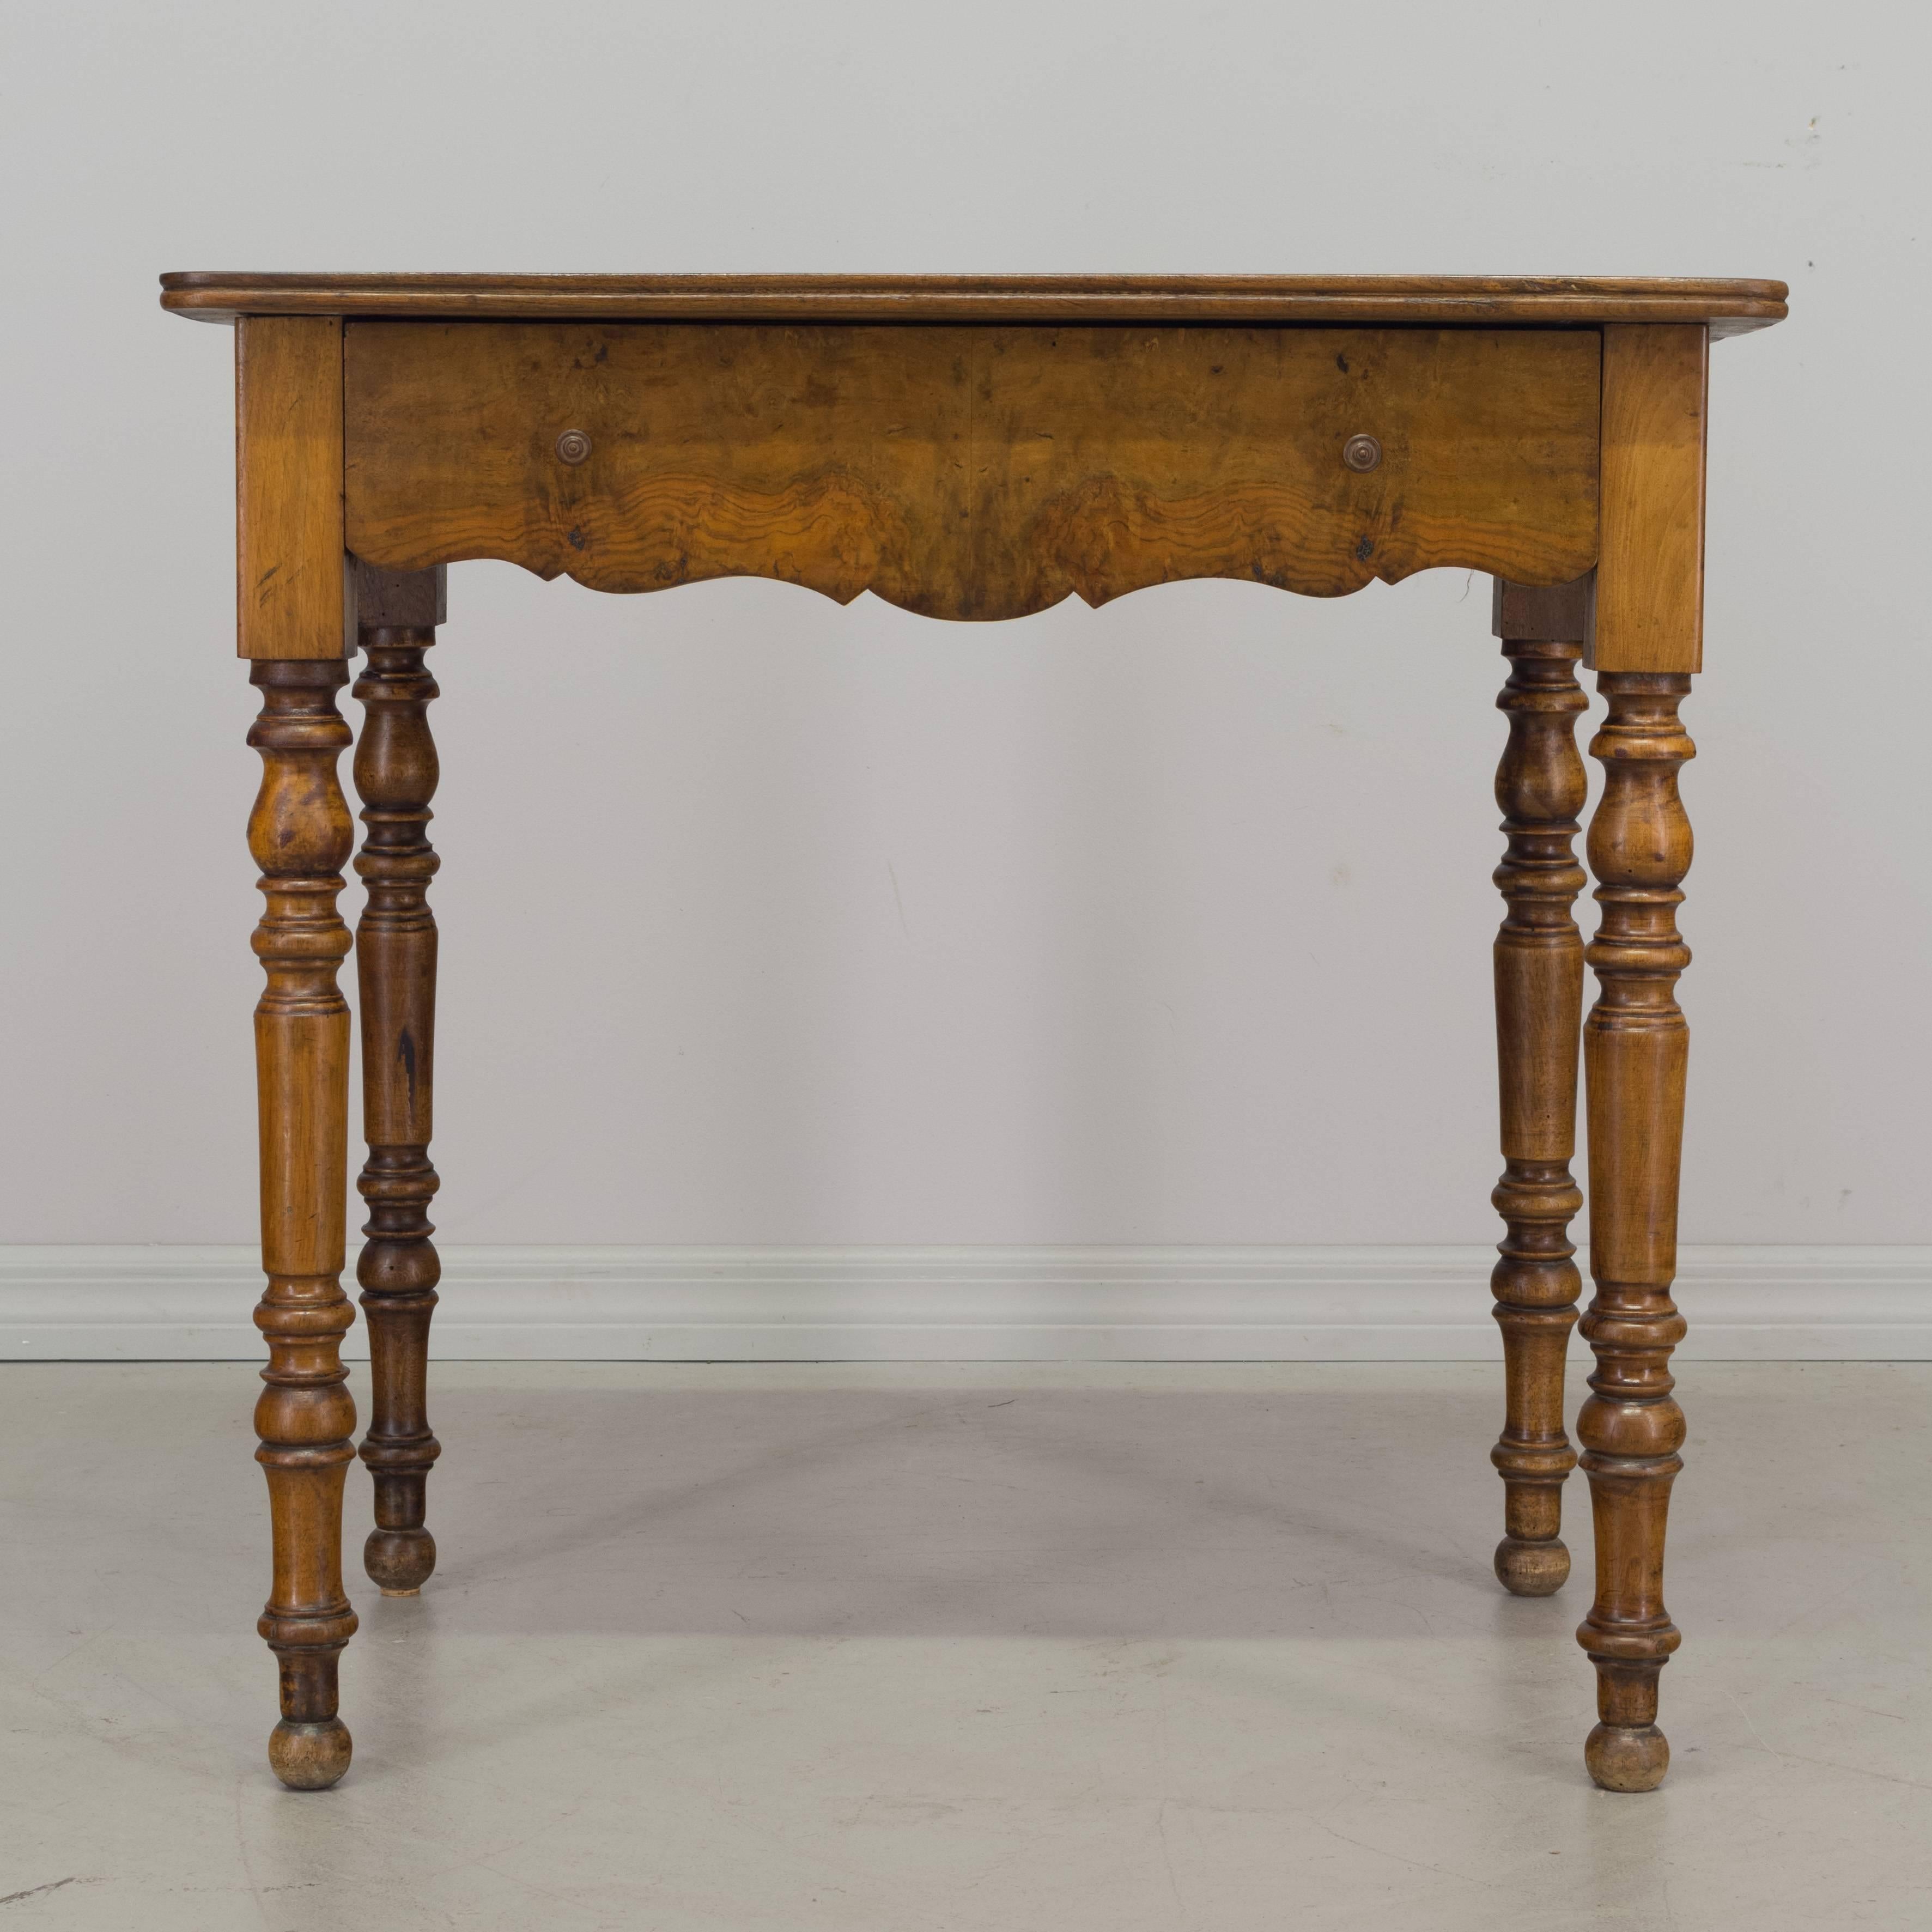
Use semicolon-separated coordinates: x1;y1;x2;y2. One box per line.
1494;1535;1570;1595
269;1718;353;1790
1585;1722;1669;1792
365;1526;436;1594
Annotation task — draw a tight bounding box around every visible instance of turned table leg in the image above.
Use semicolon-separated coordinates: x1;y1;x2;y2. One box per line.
350;564;448;1595
247;660;360;1790
1576;672;1694;1792
1487;579;1589;1595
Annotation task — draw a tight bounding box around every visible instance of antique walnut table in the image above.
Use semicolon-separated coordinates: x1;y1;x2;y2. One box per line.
160;271;1787;1794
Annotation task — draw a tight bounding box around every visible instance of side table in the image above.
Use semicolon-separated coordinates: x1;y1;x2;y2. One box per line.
160;271;1788;1792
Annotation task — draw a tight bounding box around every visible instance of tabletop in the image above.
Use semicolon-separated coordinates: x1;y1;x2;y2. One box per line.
160;271;1788;334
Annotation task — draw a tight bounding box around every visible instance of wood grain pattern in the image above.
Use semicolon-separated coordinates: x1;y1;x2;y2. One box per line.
1577;672;1696;1794
247;660;359;1791
1588;326;1708;674
1486;577;1590;1598
163;271;1789;336
236;318;348;660
351;564;447;1600
344;323;1601;617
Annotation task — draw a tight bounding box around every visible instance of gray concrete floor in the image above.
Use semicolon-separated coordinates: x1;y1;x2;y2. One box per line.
3;1361;1929;1930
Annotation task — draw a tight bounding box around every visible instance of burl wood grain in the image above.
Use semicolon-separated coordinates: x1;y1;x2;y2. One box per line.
351;563;447;1599
1486;576;1590;1597
236;318;348;661
247;660;360;1790
1577;673;1696;1794
343;323;1602;619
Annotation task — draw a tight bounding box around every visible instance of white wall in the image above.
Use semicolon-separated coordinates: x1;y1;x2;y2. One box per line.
3;0;1927;1249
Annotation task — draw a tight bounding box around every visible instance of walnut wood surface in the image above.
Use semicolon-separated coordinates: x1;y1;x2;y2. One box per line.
162;271;1788;336
351;565;446;1599
1486;578;1589;1598
247;661;359;1792
1577;673;1696;1794
235;318;348;661
344;322;1601;618
1588;326;1709;675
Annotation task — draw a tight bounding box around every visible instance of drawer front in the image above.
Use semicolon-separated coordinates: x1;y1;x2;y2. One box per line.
345;321;1599;619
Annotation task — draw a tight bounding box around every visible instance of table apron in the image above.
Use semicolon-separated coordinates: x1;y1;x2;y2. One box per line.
338;321;1604;621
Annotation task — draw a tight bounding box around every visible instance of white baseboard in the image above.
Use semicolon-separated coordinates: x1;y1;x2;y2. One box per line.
2;1245;1928;1361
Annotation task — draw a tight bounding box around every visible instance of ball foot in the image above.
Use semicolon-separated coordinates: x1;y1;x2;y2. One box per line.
1585;1722;1669;1792
269;1717;352;1790
365;1526;435;1594
1494;1535;1570;1596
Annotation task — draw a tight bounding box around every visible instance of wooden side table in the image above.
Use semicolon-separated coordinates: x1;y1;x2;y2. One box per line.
160;272;1787;1794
